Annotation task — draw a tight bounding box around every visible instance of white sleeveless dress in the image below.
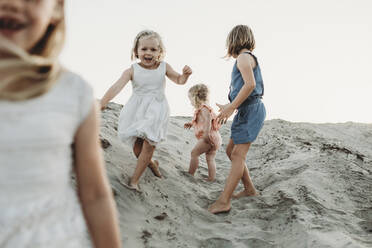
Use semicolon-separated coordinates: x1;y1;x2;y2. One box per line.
118;62;170;147
0;71;93;247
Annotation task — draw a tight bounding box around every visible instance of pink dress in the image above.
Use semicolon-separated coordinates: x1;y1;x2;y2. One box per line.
191;104;222;149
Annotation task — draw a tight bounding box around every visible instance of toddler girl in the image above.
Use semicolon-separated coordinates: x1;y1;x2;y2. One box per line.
184;84;221;181
100;30;192;192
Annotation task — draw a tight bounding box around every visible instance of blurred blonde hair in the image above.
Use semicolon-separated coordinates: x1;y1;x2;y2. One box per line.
0;0;65;101
188;84;209;109
131;30;165;61
225;25;255;58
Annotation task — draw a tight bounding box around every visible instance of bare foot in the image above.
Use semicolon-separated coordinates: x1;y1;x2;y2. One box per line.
120;179;142;193
232;189;259;199
208;200;231;214
148;160;162;178
203;176;215;182
187;169;195;177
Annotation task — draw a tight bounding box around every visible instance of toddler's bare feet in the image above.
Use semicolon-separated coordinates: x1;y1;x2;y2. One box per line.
203;176;215;182
232;189;259;199
208;200;231;214
148;160;162;178
187;170;195;177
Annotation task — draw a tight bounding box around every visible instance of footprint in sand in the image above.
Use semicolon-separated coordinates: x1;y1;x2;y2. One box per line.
239;238;276;247
200;238;234;248
167;134;180;141
179;170;196;182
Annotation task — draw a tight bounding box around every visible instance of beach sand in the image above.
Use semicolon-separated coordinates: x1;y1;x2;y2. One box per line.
100;102;372;248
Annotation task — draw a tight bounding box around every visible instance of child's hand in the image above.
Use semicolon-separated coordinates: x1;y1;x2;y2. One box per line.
182;65;192;76
216;103;234;125
184;122;192;129
99;100;107;111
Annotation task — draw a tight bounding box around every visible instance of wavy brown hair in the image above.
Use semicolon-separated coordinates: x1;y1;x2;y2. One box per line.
0;0;65;101
225;25;255;58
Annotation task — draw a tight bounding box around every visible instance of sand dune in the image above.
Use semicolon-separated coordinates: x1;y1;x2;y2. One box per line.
100;102;372;248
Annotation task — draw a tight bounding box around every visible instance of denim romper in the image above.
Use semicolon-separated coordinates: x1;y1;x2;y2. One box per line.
229;52;266;144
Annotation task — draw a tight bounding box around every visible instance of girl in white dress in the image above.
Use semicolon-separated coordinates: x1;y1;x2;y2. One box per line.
101;30;192;192
0;0;121;247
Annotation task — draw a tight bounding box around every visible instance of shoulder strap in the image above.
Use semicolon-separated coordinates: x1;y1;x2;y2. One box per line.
243;51;258;64
201;104;212;112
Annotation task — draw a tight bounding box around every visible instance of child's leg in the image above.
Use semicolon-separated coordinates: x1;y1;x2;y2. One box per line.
208;142;252;214
133;138;161;177
233;166;258;198
133;138;144;157
130;139;155;187
205;149;217;181
225;139;235;160
189;139;212;176
225;139;257;198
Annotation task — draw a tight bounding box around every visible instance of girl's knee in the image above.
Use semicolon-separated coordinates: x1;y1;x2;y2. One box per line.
191;148;200;158
142;140;155;153
230;150;246;162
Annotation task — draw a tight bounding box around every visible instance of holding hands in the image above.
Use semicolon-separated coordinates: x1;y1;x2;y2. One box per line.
216;103;235;125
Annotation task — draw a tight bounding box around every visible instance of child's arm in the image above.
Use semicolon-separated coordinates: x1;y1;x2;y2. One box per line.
100;68;132;110
74;102;121;248
217;54;256;124
165;63;192;85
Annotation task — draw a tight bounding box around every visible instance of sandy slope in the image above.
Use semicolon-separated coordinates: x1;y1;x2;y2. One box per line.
100;102;372;248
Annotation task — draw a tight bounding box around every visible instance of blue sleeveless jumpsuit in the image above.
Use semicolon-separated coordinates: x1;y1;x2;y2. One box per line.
228;52;266;144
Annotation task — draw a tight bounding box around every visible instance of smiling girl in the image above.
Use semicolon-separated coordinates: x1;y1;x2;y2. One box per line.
0;0;121;247
100;30;192;192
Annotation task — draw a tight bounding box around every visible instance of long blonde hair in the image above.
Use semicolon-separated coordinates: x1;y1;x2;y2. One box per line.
188;84;209;109
225;25;255;58
131;30;165;61
0;1;66;101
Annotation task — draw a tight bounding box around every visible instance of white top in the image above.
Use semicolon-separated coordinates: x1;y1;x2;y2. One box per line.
118;62;170;147
0;70;93;247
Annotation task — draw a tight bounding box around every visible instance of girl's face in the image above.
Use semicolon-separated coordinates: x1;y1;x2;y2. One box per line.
137;37;161;69
0;0;60;52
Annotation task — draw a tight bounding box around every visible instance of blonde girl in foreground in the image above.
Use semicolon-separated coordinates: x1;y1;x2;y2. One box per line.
184;84;221;181
100;30;192;192
0;0;121;247
209;25;266;214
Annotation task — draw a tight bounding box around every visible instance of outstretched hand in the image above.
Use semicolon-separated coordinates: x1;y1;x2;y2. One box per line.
182;65;192;76
216;103;235;125
184;122;192;129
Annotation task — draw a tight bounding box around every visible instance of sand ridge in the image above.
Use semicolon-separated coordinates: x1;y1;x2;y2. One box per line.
100;102;372;248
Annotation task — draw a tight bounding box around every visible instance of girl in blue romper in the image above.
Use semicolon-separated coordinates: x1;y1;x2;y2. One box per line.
209;25;266;214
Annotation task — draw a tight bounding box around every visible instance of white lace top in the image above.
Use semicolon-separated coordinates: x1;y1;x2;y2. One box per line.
0;70;93;247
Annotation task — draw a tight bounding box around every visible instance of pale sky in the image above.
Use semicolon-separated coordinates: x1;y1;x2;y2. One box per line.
61;0;372;123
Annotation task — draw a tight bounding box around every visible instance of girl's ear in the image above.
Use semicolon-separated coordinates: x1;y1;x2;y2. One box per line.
51;0;64;24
